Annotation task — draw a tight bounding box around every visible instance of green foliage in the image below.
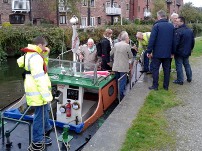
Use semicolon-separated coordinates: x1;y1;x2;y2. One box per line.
0;26;67;56
134;18;141;25
191;37;202;57
152;0;167;19
2;22;12;28
0;44;7;63
140;19;155;25
180;3;202;23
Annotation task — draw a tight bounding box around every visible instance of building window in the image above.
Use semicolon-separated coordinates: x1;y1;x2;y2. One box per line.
81;17;87;27
0;15;1;24
60;15;66;24
83;0;87;6
3;0;8;3
106;2;111;7
91;0;95;7
126;4;129;10
113;2;118;8
9;14;25;24
97;17;101;25
114;17;118;23
90;17;95;26
138;6;140;12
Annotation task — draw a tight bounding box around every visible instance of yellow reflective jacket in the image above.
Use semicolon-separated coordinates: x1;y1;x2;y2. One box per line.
138;32;151;54
17;44;53;106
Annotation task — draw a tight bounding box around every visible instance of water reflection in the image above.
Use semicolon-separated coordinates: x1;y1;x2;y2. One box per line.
0;52;73;109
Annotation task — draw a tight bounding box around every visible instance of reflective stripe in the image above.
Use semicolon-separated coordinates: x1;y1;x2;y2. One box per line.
27;53;39;71
26;92;40;96
33;72;45;79
26;92;50;98
41;93;51;98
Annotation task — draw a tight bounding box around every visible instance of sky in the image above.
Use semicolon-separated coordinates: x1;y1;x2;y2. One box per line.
183;0;202;7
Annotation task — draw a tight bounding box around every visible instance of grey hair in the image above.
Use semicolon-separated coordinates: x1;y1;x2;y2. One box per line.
171;12;179;18
87;38;94;43
157;10;167;19
120;31;129;41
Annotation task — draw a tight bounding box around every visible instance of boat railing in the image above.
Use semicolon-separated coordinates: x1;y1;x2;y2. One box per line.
48;58;107;85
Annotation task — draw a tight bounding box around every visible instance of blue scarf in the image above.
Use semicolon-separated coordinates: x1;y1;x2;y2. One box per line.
88;45;95;53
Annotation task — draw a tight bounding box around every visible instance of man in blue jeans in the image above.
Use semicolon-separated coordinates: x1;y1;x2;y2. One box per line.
17;36;53;150
134;32;152;74
147;10;175;90
173;16;195;85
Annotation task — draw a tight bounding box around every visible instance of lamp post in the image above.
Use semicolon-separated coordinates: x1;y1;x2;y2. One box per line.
70;16;79;62
144;0;151;19
166;0;172;16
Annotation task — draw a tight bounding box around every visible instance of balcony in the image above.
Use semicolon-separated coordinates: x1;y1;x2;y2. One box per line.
58;3;70;12
106;7;121;16
12;0;30;12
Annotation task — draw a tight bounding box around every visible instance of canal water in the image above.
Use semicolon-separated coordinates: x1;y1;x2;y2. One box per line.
0;52;72;110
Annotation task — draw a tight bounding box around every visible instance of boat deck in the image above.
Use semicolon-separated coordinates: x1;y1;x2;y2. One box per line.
0;99;119;151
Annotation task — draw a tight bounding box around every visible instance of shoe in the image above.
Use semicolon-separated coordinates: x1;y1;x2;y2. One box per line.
173;80;183;85
35;136;52;145
148;86;158;90
187;79;192;83
163;87;168;90
45;127;53;136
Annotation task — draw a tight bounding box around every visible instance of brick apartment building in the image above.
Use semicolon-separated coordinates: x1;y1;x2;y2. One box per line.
0;0;183;27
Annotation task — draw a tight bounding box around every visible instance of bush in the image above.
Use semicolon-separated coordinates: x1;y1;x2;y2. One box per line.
2;22;12;28
0;44;7;63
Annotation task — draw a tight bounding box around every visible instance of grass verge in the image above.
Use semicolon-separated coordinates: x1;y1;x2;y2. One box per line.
121;37;202;151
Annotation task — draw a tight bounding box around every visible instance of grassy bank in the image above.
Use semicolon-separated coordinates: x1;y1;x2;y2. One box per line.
121;37;202;151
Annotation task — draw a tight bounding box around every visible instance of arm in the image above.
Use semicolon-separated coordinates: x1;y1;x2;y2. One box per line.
30;55;53;102
147;24;158;54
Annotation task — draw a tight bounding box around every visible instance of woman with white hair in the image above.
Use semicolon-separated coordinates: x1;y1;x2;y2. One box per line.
78;38;101;71
110;31;133;101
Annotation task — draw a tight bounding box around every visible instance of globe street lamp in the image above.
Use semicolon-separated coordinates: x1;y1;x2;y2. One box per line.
70;16;79;62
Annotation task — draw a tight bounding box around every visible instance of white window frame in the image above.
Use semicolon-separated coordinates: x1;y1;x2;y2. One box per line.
106;2;111;7
91;0;95;7
113;2;118;8
90;17;95;26
83;0;87;6
81;17;87;27
60;15;66;24
126;3;129;10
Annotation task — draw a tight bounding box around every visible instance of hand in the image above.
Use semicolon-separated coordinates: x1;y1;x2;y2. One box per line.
107;62;112;67
43;47;50;54
147;53;152;58
132;45;138;52
79;54;84;61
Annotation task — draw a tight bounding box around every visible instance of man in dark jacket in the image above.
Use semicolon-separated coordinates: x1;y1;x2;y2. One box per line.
147;10;175;90
173;16;195;85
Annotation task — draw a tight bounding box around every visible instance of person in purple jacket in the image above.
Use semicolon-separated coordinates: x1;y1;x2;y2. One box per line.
147;10;175;90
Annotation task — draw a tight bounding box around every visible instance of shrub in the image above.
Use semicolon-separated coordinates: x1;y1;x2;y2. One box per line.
2;22;12;28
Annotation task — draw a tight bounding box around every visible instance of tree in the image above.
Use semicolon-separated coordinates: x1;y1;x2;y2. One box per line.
180;2;202;23
151;0;167;19
62;0;82;18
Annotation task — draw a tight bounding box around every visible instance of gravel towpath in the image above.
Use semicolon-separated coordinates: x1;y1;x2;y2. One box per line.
166;56;202;151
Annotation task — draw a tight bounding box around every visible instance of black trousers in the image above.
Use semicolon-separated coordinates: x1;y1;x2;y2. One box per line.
152;58;171;89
